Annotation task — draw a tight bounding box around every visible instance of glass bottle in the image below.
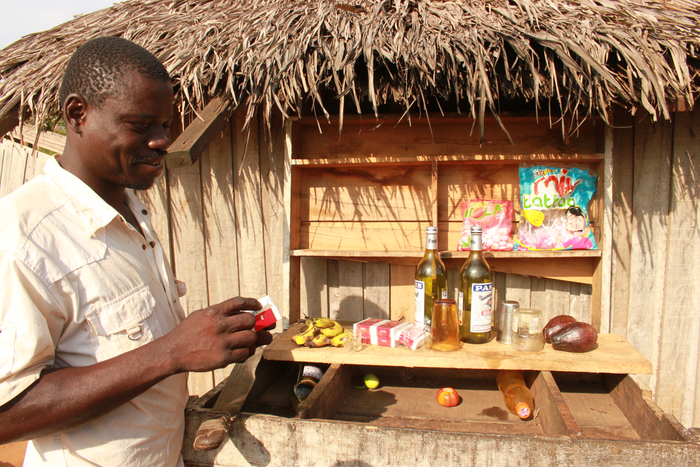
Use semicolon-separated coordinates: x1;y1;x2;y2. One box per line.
415;226;447;332
496;370;534;420
289;364;324;413
458;226;493;343
430;298;461;351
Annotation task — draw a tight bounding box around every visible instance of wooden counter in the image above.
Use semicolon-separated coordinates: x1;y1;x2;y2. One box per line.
263;322;653;375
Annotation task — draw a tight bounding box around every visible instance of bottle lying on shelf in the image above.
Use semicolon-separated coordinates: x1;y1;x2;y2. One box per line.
496;370;534;420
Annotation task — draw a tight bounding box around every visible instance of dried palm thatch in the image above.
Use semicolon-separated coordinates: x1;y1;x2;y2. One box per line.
1;0;699;141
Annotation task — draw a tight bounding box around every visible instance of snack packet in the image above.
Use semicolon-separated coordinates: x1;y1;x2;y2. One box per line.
514;166;598;250
458;200;514;251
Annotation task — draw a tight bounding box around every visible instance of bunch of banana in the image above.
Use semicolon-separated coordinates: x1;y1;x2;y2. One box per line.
291;317;347;348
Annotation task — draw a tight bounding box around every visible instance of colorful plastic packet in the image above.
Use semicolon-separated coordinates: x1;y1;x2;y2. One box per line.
458;199;514;251
514;165;598;250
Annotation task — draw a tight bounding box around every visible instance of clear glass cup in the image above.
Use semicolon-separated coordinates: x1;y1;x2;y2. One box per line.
430;299;462;351
511;308;545;352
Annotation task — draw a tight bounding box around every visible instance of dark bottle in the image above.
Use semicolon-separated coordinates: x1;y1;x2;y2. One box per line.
289;364;324;413
458;226;493;343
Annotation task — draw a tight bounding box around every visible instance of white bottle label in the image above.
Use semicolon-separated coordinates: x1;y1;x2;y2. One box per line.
414;280;425;326
302;365;324;381
470;282;493;333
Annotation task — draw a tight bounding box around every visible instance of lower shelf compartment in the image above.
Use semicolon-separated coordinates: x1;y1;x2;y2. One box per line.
183;362;699;467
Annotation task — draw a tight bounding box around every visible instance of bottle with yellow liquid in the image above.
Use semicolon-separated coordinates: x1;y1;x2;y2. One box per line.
458;226;493;343
415;226;447;332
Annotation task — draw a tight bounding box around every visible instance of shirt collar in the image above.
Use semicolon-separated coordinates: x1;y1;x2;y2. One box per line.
43;156;135;237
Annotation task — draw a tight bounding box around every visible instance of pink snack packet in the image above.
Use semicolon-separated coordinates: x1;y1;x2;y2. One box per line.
398;324;428;350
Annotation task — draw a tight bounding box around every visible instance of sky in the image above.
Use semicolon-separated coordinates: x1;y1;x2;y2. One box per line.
0;0;117;49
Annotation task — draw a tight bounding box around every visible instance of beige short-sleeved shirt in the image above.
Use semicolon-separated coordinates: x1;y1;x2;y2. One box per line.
0;157;188;466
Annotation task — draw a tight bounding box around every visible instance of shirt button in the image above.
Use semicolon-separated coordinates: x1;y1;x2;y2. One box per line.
141;209;148;215
149;241;156;248
142;244;147;250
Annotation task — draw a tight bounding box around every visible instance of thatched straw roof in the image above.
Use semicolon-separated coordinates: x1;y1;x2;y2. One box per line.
1;0;699;140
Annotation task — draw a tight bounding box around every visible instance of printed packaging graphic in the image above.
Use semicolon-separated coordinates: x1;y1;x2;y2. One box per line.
458;199;514;251
514;166;598;251
250;295;281;332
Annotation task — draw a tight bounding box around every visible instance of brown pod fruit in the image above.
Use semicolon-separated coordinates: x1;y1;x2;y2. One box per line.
542;315;578;344
550;322;598;352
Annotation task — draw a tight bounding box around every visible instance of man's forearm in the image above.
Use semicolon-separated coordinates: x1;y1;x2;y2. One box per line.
0;336;177;444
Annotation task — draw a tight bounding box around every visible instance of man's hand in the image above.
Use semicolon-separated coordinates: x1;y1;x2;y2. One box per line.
164;297;274;374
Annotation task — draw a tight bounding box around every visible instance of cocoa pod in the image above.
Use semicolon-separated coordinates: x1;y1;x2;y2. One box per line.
543;315;578;343
550;322;598;352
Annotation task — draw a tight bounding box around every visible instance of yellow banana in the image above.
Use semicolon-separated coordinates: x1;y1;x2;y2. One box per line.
319;320;344;338
305;333;330;348
330;331;348;347
292;324;317;346
313;317;335;329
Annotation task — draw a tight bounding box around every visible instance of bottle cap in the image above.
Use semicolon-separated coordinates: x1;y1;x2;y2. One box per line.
470;226;482;234
515;402;531;419
426;226;437;234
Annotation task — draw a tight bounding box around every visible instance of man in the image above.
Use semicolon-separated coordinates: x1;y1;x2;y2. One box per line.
0;36;271;466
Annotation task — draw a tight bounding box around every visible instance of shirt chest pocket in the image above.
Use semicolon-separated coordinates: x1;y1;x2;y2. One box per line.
85;285;159;362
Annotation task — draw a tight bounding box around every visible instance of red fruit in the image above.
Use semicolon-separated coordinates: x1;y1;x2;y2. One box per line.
437;387;460;407
543;315;578;344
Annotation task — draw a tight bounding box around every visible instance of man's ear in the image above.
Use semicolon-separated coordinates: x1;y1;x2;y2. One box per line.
63;94;88;137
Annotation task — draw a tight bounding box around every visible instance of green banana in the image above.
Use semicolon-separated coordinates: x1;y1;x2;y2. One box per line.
319;320;344;338
292;324;317;346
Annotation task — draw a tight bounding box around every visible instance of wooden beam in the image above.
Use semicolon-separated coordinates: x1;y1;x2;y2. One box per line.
165;97;233;168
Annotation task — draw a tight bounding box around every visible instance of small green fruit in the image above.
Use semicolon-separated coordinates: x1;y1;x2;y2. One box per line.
364;373;380;389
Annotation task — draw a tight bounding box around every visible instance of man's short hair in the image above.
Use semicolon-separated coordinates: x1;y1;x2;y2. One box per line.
58;36;170;108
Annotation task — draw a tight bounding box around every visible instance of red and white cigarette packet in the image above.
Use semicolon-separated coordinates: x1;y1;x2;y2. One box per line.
377;321;413;347
252;295;281;332
353;318;390;345
398;324;428;350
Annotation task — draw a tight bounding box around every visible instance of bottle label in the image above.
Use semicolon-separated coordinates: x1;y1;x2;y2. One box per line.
302;365;324;381
426;234;438;249
470;282;493;333
414;280;425;326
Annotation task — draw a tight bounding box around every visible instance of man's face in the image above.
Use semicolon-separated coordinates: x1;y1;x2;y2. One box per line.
78;70;173;191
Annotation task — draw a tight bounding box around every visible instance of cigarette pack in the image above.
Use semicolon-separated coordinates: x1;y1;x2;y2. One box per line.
252;295;281;332
398;324;428;350
353;318;390;345
376;321;413;347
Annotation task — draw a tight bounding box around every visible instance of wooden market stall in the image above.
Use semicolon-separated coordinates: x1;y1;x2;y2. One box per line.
1;0;700;464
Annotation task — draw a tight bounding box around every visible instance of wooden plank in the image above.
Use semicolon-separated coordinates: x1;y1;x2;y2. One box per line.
655;109;700;427
296;116;600;160
265;322;653;375
605;374;690;442
596;124;614;333
284;121;299;326
169;159;212;396
233;110;267;298
504;273;531;307
542;279;572;322
135;170;173;266
390;264;415;322
9;123;66;154
335;260;364;322
166;97;233;167
0;139;28;198
184;411;700;467
610;112;634;337
300;165;432;221
300;257;328;319
529;371;580;437
260;110;287;319
301;221;428;251
327;259;340;319
297;363;353;420
440;162;522;216
199;122;240;385
485;257;595;284
363;262;390;319
23;151;49;182
627;113;672;390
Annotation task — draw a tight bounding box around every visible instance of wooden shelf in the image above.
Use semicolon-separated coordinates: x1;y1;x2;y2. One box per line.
292;153;604;167
290;249;601;259
264;322;652;375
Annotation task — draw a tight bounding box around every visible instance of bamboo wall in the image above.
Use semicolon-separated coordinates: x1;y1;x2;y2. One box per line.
1;107;698;428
